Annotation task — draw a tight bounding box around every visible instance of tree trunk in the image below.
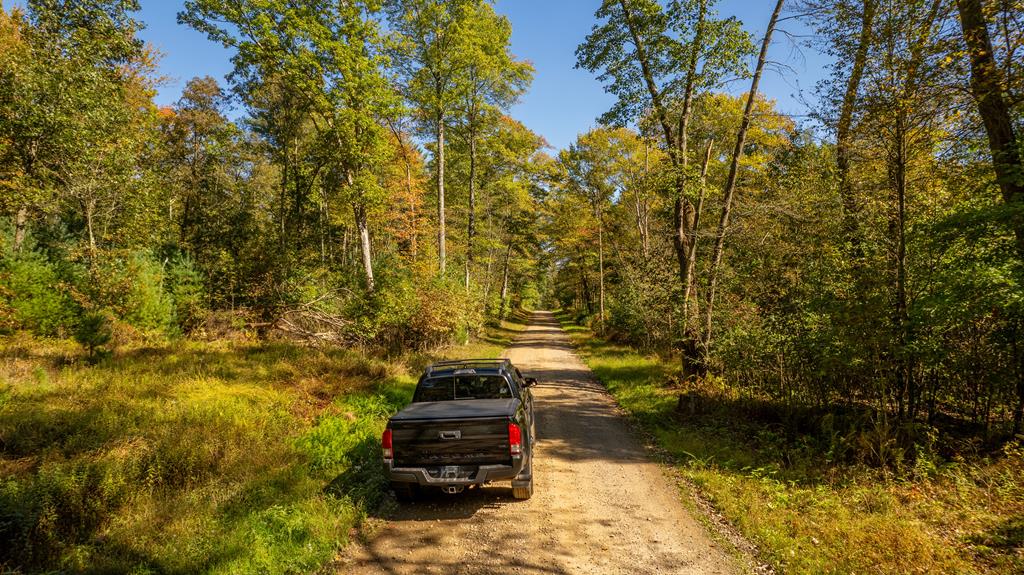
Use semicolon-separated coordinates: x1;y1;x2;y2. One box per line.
580;256;593;315
889;115;911;420
597;207;606;332
13;206;28;252
320;192;327;264
1015;323;1024;435
500;242;512;319
684;140;715;311
406;158;418;261
437;118;447;276
681;142;715;381
835;0;878;256
619;0;707;375
466;132;477;290
354;201;375;292
388;121;419;262
637;142;651;258
617;0;695;304
956;0;1024;257
702;0;785;355
675;0;708;333
84;196;97;259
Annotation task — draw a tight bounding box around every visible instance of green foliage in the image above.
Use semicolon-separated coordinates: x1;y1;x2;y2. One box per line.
73;311;112;361
89;252;176;335
0;242;77;337
0;337;419;572
560;315;1024;575
576;0;753;127
370;275;486;351
168;254;208;334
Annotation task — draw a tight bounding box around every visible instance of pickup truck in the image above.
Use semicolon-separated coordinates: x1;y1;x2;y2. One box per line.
382;359;536;500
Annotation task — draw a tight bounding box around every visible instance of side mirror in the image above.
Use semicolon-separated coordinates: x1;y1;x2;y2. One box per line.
524;377;538;388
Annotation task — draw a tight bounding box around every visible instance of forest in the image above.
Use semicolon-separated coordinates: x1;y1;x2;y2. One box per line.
1;0;1023;573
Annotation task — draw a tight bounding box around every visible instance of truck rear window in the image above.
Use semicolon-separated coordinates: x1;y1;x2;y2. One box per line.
414;375;512;402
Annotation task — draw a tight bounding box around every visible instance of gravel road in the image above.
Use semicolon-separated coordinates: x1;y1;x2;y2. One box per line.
341;311;741;575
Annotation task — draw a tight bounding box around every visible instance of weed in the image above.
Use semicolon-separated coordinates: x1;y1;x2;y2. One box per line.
0;314;526;573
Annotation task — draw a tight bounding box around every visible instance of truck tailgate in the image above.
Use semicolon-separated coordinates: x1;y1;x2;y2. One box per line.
391;416;511;467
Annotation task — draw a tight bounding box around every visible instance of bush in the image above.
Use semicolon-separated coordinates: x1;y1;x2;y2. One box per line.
74;311;113;361
89;251;176;336
403;279;484;350
0;244;78;337
167;255;208;334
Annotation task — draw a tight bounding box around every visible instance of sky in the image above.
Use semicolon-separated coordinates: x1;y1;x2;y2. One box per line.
20;0;834;151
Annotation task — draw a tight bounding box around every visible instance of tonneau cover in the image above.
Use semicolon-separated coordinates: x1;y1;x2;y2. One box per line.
390;398;520;421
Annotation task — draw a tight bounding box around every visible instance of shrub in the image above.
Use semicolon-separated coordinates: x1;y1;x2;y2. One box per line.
167;254;208;334
0;245;78;337
89;252;176;336
74;311;113;361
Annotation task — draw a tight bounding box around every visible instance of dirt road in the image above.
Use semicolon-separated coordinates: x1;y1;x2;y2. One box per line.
342;311;741;574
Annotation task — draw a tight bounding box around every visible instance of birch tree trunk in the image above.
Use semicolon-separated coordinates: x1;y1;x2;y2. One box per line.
684;140;715;312
437;118;447;276
354;201;375;292
13;206;28;252
466;131;477;290
499;242;512;319
597;206;606;332
702;0;785;355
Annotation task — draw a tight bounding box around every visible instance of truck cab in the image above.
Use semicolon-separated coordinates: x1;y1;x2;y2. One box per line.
382;359;537;500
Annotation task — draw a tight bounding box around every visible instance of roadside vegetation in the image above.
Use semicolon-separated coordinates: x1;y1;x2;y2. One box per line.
0;316;526;573
548;1;1024;572
3;0;1023;572
1;1;540;569
557;310;1024;575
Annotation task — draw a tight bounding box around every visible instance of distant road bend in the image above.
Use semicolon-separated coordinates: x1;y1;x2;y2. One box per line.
342;311;741;575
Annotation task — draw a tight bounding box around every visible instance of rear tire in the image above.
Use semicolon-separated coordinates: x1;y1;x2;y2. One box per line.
391;482;418;502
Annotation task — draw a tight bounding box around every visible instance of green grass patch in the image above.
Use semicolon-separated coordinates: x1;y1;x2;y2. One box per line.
554;310;1024;575
0;313;528;573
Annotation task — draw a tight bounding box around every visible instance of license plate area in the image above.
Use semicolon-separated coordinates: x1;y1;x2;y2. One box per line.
426;465;479;480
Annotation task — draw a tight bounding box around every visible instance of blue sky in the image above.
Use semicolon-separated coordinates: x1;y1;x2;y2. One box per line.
15;0;832;150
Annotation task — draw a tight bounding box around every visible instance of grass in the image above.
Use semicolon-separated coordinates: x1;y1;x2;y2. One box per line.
554;310;1024;575
0;316;526;574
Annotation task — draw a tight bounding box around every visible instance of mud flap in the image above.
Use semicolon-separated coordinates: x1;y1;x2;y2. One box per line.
511;461;533;499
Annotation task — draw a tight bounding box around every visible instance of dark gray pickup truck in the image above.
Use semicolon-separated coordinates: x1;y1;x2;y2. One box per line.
382;359;536;500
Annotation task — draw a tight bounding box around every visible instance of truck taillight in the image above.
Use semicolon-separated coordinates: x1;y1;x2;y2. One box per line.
382;428;393;460
508;422;522;458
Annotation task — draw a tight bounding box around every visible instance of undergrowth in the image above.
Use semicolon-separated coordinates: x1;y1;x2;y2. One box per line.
0;316;524;573
555;310;1024;575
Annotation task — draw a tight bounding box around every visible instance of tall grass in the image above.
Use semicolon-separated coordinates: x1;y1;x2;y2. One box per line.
0;317;523;573
555;311;1024;575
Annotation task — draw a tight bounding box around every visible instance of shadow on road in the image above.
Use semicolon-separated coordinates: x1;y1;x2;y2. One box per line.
381;484;522;522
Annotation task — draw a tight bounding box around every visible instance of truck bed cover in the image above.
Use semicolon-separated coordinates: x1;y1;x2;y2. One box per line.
389;398;520;421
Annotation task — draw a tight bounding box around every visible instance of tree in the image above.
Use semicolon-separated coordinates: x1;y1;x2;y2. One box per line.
808;0;879;256
955;0;1024;253
454;2;532;289
954;0;1024;431
560;128;635;331
0;0;152;256
701;0;785;357
577;0;753;374
181;0;399;292
387;0;477;276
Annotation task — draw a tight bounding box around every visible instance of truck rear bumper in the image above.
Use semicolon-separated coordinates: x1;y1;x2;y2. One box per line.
387;458;526;487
